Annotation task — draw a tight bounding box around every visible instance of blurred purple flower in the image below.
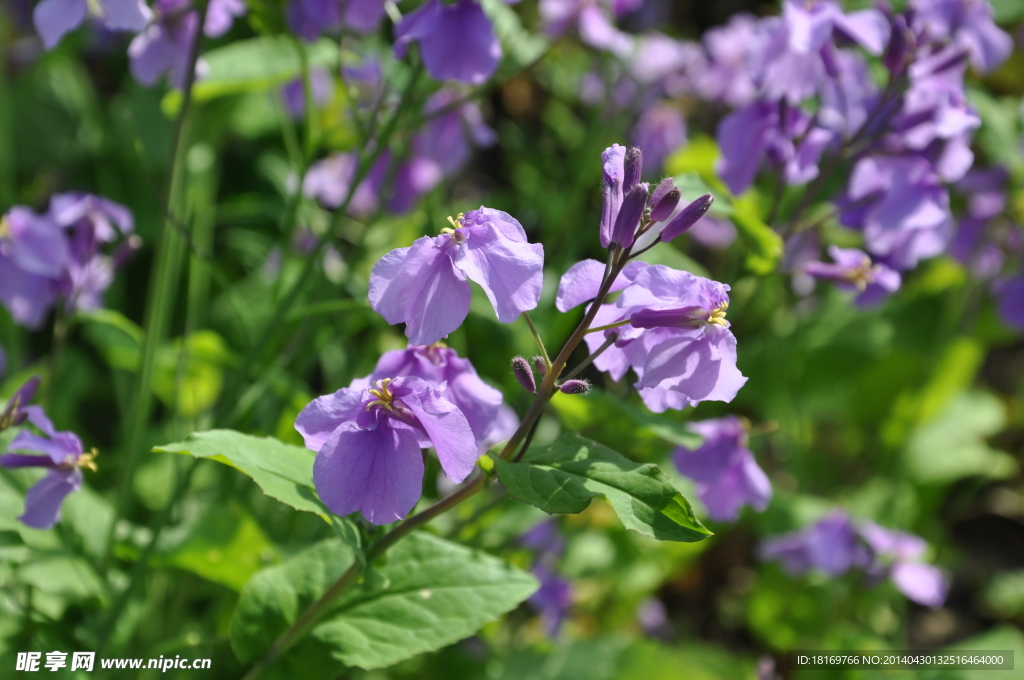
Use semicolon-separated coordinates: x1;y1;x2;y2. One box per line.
287;0;384;42
520;519;566;559
416;89;497;177
33;0;149;50
994;276;1024;332
394;0;502;85
296;376;477;524
0;399;91;530
204;0;245;37
302;152;382;217
351;343;518;452
858;520;948;607
281;66;333;119
631;102;686;178
761;513;873;576
839;155;953;271
716;100;835;195
689;13;761;107
688;216;737;250
636;597;673;639
803;246;901;306
128;0;200;88
911;0;1012;73
528;565;573;636
0;377;41;431
369;208;543;345
672;416;771;521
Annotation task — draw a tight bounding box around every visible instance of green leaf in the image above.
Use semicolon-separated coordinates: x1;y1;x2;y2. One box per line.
78;308;143;371
154;430;330;520
232;533;538;673
494;432;712;542
731;192;783;274
905;391;1017;483
153;330;234;416
480;0;548;70
155;503;278;591
991;0;1024;24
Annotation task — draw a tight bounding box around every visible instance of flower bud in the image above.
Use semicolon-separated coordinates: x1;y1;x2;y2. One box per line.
558;379;590;395
512;356;536;393
533;356;548;376
650;187;681;223
611;183;649;248
623;147;643;194
659;193;713;242
883;14;913;75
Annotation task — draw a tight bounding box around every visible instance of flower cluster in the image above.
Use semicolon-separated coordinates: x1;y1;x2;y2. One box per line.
672;416;771;522
761;512;948;607
0;378;92;530
0;194;139;329
297;343;516;524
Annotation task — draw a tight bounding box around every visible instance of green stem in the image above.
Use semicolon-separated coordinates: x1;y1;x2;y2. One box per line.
241;249;630;679
522;311;551;367
585;319;630;334
102;0;209;571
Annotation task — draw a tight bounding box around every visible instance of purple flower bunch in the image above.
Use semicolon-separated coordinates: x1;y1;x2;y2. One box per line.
0;378;93;530
761;512;948;607
0;193;139;329
520;520;573;636
672;416;771;522
304;87;497;217
297;343;516;524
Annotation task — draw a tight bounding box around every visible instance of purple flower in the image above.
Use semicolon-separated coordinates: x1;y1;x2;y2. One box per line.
0;377;41;430
839;155;953;271
287;0;383;42
33;0;149;50
302;152;385;217
994;276;1024;332
557;261;747;412
631;103;686;178
416;89;497;177
762;513;948;607
911;0;1012;73
520;519;566;558
672;416;771;521
281;67;333;119
689;13;761;107
0;207;67;328
295;375;478;524
369;208;544;345
753;0;889;106
128;0;202;89
350;343;518;452
204;0;246;37
760;513;873;576
716;100;835;195
858;520;948;607
803;246;901;306
394;0;502;85
528;565;573;636
0;400;92;530
636;597;672;639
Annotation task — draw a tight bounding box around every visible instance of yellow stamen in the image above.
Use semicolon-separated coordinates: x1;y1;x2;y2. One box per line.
708;301;729;327
365;378;396;411
0;216;10;240
73;448;99;473
845;258;874;291
440;214;467;240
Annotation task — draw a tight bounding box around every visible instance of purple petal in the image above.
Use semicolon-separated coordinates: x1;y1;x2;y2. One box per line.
832;9;889;55
369;236;472;345
891;562;947;607
672;416;748;483
0;255;60;329
393;0;442;59
313;426;424;525
995;276;1024;332
716;101;776;195
344;0;385;32
599;144;626;248
98;0;150;32
19;469;82;530
697;451;771;521
295;388;367;451
414;0;501;85
452;221;544;323
204;0;246;37
33;0;87;49
0;454;57;469
287;0;341;41
578;5;633;57
128;24;176;86
401;386;478;482
5;207;69;278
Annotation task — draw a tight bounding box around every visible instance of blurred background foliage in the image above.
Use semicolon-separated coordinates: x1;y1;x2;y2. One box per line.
1;0;1024;677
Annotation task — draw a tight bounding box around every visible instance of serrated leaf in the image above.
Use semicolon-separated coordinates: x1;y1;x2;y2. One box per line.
154;430;330;520
494;432;711;542
232;533;538;674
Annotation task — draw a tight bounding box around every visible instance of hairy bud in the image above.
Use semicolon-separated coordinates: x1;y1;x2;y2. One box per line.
623;146;644;194
512;356;536;393
559;379;591;395
659;193;713;242
533;356;548;376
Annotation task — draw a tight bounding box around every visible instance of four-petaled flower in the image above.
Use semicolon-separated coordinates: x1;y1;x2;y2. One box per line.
803;246;901;306
369;207;544;346
296;376;478;524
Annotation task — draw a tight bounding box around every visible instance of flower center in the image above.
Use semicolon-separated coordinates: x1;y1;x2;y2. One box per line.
67;448;99;472
440;214;467;242
846;260;874;291
365;378;397;411
707;301;729;327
